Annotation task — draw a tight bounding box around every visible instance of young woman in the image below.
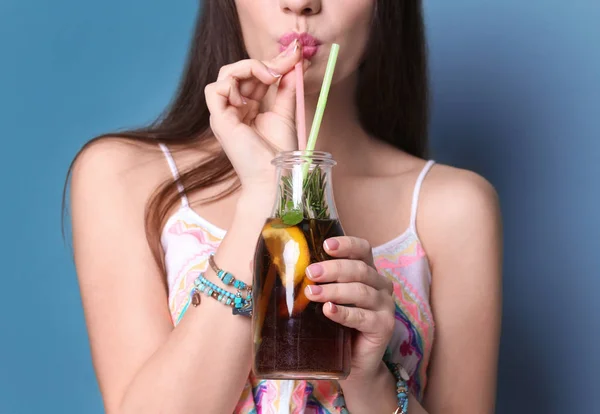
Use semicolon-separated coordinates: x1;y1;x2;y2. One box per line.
68;1;502;413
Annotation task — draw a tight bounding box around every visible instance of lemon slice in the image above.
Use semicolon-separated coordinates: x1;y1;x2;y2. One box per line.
261;219;310;288
291;277;314;316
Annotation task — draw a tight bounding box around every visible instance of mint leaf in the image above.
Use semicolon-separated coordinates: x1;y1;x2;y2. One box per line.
282;210;303;226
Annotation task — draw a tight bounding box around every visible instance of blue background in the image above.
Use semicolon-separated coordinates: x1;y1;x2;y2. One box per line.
1;1;598;413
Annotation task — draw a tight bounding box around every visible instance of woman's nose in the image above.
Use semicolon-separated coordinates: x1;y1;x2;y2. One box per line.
279;0;322;16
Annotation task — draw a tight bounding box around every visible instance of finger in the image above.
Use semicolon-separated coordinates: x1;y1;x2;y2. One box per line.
323;237;375;266
233;78;255;100
264;39;304;78
219;78;245;108
271;59;311;120
228;77;247;107
323;302;383;334
248;82;270;102
215;42;303;108
204;77;246;114
217;60;282;85
242;59;309;100
216;41;302;95
305;282;383;310
305;260;391;291
242;100;260;125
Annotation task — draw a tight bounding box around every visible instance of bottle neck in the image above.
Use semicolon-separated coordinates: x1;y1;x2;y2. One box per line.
271;161;338;223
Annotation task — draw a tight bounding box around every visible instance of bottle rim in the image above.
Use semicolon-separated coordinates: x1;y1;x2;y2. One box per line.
271;150;337;167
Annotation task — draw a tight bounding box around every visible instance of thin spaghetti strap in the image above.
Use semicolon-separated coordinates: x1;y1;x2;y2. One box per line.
409;160;436;232
158;143;190;208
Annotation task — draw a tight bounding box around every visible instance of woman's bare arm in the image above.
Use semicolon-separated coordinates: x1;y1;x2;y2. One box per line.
420;166;503;414
72;140;270;414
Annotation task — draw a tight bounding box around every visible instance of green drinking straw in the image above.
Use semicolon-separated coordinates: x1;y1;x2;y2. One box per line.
306;43;339;152
302;43;340;176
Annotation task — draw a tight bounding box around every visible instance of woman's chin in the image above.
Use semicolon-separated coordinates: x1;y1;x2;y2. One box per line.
302;67;352;97
302;82;323;96
302;67;327;95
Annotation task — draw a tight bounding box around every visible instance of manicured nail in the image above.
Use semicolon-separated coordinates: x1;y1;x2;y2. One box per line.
328;302;338;313
284;39;300;56
267;67;282;78
306;264;323;280
307;285;322;295
324;239;340;251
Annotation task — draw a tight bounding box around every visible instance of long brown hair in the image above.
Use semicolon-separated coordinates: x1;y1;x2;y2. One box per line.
63;0;429;269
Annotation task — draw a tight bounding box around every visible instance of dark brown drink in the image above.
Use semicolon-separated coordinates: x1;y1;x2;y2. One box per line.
252;218;352;380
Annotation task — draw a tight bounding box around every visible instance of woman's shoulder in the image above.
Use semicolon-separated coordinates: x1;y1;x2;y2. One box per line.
68;137;174;252
371;143;498;207
71;136;163;181
70;136;168;206
417;161;502;264
383;150;501;238
423;162;499;217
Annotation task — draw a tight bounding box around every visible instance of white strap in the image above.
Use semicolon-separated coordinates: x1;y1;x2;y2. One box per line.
409;160;436;231
158;143;189;207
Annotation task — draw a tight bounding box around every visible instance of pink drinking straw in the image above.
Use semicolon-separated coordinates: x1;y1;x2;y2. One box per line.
295;61;307;151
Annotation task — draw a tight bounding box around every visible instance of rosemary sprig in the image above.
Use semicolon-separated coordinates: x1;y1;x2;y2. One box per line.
278;166;330;226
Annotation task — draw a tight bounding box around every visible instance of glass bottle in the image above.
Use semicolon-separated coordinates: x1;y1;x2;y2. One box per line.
252;151;352;380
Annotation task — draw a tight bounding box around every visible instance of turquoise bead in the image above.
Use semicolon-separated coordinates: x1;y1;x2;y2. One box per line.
191;272;252;318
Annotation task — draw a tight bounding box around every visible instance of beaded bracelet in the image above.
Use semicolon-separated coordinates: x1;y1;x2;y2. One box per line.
384;360;410;414
191;273;253;317
209;254;249;289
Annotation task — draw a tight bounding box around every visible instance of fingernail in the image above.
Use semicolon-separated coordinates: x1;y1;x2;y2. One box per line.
307;285;322;295
284;39;300;56
306;264;323;280
324;239;340;251
329;302;338;313
241;96;248;105
267;67;282;78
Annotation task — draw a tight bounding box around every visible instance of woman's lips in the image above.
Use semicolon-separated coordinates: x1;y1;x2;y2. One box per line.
279;44;319;59
279;32;321;59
